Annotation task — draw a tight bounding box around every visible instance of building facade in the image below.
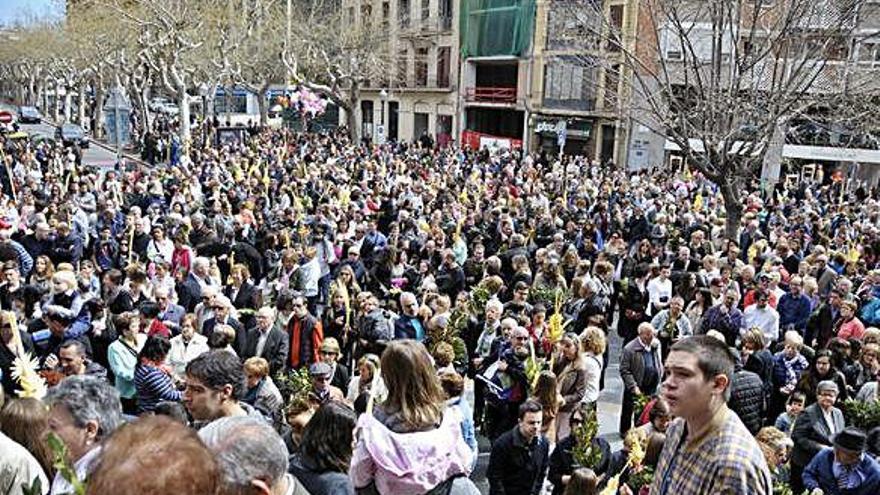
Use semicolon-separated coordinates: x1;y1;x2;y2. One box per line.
344;0;460;146
527;0;646;165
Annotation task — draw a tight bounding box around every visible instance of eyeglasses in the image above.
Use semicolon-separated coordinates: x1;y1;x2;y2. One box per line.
320;351;338;356
514;336;529;341
0;324;11;329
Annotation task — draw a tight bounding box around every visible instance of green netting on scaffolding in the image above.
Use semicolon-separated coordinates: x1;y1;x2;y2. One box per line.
460;0;536;58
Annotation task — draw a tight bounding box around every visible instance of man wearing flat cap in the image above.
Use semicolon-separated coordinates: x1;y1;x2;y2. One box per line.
804;427;880;495
309;361;344;403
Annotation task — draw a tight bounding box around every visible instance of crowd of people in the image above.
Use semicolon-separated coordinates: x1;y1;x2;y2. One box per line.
1;117;880;495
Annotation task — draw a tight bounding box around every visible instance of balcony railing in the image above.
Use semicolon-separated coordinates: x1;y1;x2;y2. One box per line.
464;86;517;103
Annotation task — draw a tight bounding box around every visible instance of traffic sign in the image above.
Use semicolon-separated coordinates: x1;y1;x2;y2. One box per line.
0;111;12;124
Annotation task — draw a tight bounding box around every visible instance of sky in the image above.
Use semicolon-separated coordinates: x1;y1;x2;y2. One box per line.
0;0;63;27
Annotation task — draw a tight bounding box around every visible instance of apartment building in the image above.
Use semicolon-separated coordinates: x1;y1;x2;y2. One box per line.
344;0;459;146
527;0;646;165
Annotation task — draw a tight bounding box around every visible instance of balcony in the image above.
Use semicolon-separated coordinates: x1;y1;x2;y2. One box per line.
464;86;517;104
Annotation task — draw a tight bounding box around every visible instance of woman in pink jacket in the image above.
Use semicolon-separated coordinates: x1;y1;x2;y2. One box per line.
350;340;477;494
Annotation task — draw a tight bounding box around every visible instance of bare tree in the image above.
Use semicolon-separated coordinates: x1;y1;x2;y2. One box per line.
282;0;394;139
110;0;212;144
553;0;880;238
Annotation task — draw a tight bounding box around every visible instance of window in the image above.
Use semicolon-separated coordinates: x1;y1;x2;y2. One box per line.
607;4;624;52
421;0;430;21
397;48;409;87
415;47;429;87
437;46;451;87
361;100;374;139
361;4;373;28
440;0;453;30
542;56;597;111
399;0;410;27
382;2;390;29
547;0;601;51
214;90;247;114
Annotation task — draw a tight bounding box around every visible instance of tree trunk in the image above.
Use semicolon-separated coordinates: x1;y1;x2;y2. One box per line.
53;80;62;122
346;81;360;140
177;90;191;144
26;72;36;105
720;181;744;241
63;83;73;122
258;84;270;127
94;82;106;139
77;87;87;129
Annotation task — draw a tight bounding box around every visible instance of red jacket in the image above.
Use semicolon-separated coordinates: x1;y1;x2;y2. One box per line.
288;314;323;369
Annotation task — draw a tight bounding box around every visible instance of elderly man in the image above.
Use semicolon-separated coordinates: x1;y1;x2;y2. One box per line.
804;427;880;495
179;256;214;312
619;322;663;436
46;376;123;493
791;380;847;493
202;295;245;354
241;306;289;376
394;291;425;341
155;286;185;332
199;416;310;495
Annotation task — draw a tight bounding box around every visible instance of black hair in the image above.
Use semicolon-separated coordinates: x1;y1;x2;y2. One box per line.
138;335;171;362
207;331;231;349
299;401;358;474
518;399;543;419
59;339;87;356
185;350;245;399
138;301;160;319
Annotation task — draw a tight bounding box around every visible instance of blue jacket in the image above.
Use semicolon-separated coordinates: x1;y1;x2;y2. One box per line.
804;448;880;495
778;292;812;331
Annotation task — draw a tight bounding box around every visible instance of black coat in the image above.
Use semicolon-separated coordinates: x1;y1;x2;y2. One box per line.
177;274;203;313
547;435;611;495
488;427;550;495
241;326;289;376
202;317;245;354
791;403;845;468
728;369;765;435
744;348;775;402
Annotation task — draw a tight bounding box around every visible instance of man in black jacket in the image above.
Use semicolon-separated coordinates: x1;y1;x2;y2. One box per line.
240;306;289;376
488;400;550;495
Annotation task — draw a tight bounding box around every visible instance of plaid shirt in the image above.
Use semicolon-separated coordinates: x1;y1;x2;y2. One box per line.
650;406;773;495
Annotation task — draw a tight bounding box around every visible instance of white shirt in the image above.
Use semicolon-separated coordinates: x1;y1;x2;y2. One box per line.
51;446;101;495
646;277;672;315
0;431;48;495
742;304;780;343
167;333;210;380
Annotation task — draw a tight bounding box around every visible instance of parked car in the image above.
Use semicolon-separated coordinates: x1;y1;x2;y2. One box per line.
18;106;42;124
56;123;89;148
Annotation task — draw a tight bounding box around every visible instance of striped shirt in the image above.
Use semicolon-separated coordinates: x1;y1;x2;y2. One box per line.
650;406;773;495
135;364;182;414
